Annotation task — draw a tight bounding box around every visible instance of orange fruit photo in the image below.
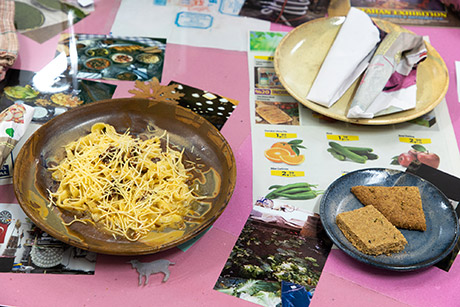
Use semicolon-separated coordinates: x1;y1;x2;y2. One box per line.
264;139;306;165
271;142;296;155
280;154;305;165
264;147;292;163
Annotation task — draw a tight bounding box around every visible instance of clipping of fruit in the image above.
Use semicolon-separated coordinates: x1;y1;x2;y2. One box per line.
264;147;292;163
398;152;415;167
416;151;440;168
264;140;306;165
280;154;305;165
392;144;440;169
271;142;296;155
271;140;306;156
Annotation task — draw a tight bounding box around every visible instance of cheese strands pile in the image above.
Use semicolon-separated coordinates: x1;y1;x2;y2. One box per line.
48;123;196;241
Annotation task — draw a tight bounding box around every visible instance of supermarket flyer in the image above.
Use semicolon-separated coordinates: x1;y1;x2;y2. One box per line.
214;30;460;307
247;31;460;217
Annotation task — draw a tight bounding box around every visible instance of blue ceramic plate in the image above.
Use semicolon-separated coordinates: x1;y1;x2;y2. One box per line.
320;168;459;271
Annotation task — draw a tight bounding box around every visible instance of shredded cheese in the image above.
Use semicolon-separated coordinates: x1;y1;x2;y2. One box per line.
48;123;196;241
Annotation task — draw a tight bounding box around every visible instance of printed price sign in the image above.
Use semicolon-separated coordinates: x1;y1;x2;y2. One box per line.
399;137;431;144
265;132;297;139
254;88;271;95
327;134;359;141
254;56;274;61
271;170;304;177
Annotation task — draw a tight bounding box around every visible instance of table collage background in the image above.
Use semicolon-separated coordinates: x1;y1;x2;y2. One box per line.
2;0;460;306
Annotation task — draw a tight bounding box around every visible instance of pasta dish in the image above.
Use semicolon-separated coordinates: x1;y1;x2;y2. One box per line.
48;123;196;241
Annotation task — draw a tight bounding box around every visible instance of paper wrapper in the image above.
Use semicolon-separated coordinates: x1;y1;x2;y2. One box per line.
0;0;18;81
306;8;382;108
0;103;35;166
347;31;427;119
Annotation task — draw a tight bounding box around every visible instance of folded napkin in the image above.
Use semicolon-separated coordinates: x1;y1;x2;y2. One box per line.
0;0;18;81
307;8;381;108
347;31;427;118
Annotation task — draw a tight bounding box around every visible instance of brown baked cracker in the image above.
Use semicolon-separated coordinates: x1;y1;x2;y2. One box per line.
336;205;408;256
351;186;426;231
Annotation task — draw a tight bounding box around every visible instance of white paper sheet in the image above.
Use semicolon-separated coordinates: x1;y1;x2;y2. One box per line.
110;0;270;51
306;8;381;108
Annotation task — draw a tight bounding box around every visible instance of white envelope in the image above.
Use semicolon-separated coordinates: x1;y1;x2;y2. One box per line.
306;8;381;108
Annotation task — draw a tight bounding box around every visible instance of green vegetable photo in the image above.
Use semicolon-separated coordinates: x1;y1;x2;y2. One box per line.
327;142;378;164
265;182;323;200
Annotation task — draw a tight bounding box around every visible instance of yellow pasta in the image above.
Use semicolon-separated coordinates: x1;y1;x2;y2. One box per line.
48;123;196;241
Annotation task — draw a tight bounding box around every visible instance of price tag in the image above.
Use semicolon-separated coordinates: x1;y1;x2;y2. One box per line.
327;134;359;141
399;137;431;144
265;132;297;139
255;88;271;95
254;56;274;61
271;170;304;177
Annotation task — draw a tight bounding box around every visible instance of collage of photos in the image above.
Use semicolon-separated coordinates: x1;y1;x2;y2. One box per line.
0;44;241;273
0;204;96;274
0;29;170;275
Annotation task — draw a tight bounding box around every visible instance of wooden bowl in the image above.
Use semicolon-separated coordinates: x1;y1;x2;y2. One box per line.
13;98;236;255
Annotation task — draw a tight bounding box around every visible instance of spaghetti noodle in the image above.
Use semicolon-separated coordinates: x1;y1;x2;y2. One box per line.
48;123;196;241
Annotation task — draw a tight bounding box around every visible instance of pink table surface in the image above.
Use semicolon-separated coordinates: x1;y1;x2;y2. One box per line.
3;1;460;306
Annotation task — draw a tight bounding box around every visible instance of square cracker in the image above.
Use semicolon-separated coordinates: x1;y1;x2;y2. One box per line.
351;186;426;231
336;205;407;255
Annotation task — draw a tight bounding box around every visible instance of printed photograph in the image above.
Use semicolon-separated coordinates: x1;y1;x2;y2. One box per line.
168;81;239;130
239;0;330;27
255;67;283;89
214;203;332;307
0;68;117;123
57;34;167;82
14;0;93;43
255;101;300;126
350;0;460;27
0;204;96;274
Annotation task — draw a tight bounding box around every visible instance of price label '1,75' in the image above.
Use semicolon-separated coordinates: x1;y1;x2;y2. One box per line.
265;132;297;139
327;134;359;141
271;170;304;177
